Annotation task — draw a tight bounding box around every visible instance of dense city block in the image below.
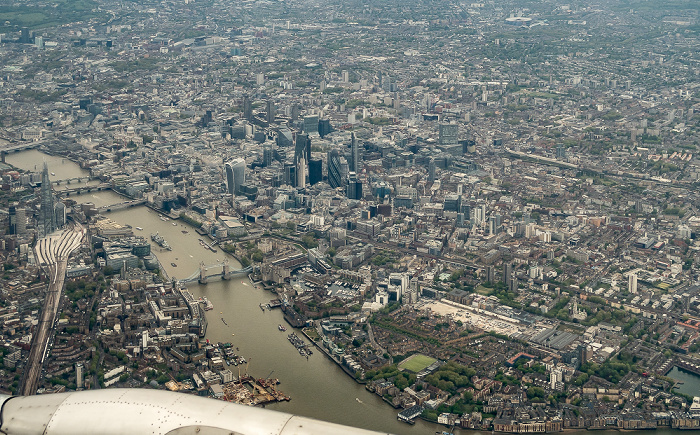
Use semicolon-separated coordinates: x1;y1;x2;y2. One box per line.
0;0;700;432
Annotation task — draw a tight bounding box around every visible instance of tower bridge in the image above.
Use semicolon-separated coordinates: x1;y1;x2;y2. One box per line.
179;259;252;285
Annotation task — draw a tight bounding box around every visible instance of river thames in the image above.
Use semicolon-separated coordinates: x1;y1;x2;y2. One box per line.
6;150;700;435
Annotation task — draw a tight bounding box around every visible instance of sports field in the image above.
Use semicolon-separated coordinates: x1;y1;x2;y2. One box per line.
398;354;436;373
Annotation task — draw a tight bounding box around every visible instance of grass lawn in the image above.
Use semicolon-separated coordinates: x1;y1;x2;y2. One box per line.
475;284;494;296
398;354;437;373
302;327;321;341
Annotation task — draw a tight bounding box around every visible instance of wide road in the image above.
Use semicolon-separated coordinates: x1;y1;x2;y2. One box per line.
20;223;85;396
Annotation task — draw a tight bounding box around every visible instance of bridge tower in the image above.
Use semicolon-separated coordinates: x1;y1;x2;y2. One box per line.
222;259;230;280
198;262;207;284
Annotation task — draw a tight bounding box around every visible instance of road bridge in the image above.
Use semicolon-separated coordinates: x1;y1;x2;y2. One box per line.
179;260;252;285
0;142;41;161
52;176;98;185
96;199;146;213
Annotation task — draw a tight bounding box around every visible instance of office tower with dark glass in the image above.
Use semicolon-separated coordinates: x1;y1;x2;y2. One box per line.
263;144;274;167
346;172;362;200
225;159;246;195
327;149;346;189
318;118;332;137
40;162;55;237
8;204;26;235
295;133;310;164
266;100;275;124
308;158;322;186
350;132;360;173
284;162;296;187
243;96;252;121
54;201;66;228
303;115;319;135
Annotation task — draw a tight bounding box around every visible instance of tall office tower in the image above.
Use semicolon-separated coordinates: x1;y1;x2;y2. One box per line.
75;363;84;389
504;263;512;286
327;150;344;189
346;172;362;200
16;207;26;235
439;122;458;145
290;104;300;121
350;132;360;173
308;158;323;185
263;144;274;167
628;273;638;294
296;157;307;188
295;133;311;164
428;158;436;182
243;96;252;121
461;204;471;223
225;158;246;195
19;27;31;44
54;201;66;229
40;162;55;237
318;119;332;137
303;115;319;135
284;162;297;187
276;127;294;148
8;205;17;235
266;100;275;124
474;204;486;225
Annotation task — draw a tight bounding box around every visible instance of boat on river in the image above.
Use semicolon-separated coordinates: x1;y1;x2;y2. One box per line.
150;232;172;250
202;298;213;311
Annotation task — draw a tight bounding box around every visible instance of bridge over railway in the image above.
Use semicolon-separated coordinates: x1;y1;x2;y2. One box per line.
179;260;252;285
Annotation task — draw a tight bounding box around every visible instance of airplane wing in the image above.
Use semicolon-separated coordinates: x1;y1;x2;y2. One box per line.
0;389;393;435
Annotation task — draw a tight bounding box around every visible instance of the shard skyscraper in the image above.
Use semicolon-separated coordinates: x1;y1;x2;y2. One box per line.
40;162;55;237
